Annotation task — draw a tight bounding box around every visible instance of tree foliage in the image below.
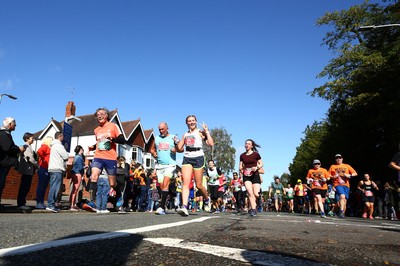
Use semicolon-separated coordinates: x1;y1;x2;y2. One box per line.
203;127;236;175
291;1;400;184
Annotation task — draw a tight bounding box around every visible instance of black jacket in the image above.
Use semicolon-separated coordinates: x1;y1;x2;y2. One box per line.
0;129;20;168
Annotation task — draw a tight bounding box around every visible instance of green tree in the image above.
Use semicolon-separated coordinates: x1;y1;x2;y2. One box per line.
203;127;236;175
299;1;400;182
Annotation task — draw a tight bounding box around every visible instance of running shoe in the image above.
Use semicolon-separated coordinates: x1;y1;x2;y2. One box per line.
320;212;326;218
250;209;257;217
17;206;31;211
339;212;345;218
369;215;374;220
178;207;189;216
204;200;211;212
155;207;166;215
328;211;334;217
362;212;367;219
116;196;123;207
46;207;60;213
69;206;79;211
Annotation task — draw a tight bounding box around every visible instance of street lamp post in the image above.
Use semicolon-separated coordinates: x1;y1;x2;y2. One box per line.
0;94;17;104
358;24;400;31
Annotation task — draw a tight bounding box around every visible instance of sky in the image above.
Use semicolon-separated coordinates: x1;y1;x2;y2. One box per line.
0;0;380;191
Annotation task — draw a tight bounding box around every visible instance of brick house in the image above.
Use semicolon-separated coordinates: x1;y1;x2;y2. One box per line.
2;101;155;201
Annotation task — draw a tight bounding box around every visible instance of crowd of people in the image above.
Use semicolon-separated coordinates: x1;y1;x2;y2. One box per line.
0;111;399;221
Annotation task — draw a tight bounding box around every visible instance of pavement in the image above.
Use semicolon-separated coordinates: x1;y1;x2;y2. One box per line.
0;195;77;213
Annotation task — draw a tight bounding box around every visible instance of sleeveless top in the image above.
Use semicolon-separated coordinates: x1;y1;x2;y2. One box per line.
183;129;204;158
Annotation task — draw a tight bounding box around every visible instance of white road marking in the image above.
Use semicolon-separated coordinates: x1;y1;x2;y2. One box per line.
144;237;323;265
0;217;214;257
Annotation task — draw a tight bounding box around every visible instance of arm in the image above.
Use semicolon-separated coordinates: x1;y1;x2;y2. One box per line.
201;123;214;147
357;181;364;193
389;161;400;171
149;141;157;159
176;135;185;153
113;134;125;144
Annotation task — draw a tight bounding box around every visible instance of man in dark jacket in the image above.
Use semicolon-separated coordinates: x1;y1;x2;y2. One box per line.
0;117;24;206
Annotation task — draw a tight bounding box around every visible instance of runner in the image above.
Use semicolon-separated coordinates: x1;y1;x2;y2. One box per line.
150;122;180;215
357;173;378;219
328;154;358;218
239;139;263;217
306;159;330;218
88;107;125;207
176;115;213;216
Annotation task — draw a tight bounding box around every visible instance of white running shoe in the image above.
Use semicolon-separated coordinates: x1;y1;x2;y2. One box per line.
178;207;189;217
156;207;166;215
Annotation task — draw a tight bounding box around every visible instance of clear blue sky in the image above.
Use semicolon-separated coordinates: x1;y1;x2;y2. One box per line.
0;0;378;191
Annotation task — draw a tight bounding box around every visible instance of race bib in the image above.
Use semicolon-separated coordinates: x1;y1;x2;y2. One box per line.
338;176;345;184
185;136;195;146
243;168;253;177
313;180;321;187
158;142;170;151
276;190;281;194
365;190;373;197
98;139;111;151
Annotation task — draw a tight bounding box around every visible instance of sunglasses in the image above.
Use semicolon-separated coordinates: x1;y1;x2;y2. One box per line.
314;163;321;165
335;157;342;159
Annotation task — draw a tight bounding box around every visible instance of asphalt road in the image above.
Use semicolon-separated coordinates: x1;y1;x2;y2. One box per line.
0;208;399;266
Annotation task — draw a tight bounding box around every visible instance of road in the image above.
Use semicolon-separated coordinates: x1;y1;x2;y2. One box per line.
0;209;399;266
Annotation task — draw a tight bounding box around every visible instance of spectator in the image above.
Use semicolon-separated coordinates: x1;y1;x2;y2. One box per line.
115;156;129;212
96;169;110;214
69;145;86;211
174;170;182;211
0;117;25;207
35;136;53;209
47;132;69;213
16;132;38;210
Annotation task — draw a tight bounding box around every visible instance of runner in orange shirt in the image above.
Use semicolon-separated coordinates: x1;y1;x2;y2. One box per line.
88;107;125;208
306;159;330;218
328;154;357;218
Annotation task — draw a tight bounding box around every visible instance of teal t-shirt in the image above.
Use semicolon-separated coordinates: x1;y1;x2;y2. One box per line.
155;134;176;165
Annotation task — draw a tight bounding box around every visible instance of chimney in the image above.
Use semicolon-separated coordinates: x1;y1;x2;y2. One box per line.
65;101;76;118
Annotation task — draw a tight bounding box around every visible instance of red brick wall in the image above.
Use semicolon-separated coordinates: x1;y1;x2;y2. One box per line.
2;168;89;201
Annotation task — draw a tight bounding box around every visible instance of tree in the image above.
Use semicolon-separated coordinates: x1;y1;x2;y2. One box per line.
295;1;400;183
289;121;328;184
203;127;236;175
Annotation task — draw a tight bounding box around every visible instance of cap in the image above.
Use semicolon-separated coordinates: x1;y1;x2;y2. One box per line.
297;179;302;183
313;159;321;164
335;154;342;158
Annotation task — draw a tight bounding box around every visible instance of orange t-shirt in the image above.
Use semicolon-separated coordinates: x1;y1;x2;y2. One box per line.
306;168;330;190
328;163;356;188
94;121;121;160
